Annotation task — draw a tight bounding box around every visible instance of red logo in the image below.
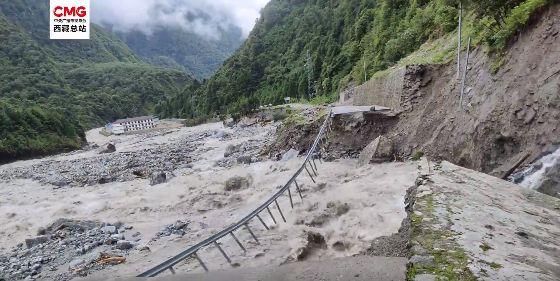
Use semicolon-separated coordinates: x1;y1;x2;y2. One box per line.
53;6;87;18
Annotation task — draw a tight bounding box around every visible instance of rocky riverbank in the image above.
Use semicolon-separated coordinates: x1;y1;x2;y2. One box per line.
0;219;139;281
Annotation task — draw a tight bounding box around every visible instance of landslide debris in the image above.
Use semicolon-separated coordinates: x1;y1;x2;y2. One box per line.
0;219;139;281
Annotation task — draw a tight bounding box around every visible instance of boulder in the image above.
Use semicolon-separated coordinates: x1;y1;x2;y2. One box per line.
358;136;394;165
116;240;134;250
224;144;241;157
409;255;435;267
223;118;235;128
326;201;351;216
150;172;167;186
68;258;86;269
537;164;560;198
238;117;258;128
295;231;327;261
111;234;125;241
99;143;116;154
25;235;49;249
100;225;117;234
224;176;252;191
282;149;300;161
236;155;253;165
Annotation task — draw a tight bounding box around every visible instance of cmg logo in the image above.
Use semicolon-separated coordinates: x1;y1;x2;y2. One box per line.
50;0;90;40
53;6;87;18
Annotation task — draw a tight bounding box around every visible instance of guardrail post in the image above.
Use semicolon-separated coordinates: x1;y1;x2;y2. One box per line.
287;187;294;208
312;157;318;171
266;206;278;224
230;232;246;252
245;224;260;244
305;164;316;183
294;180;304;201
275;199;287;222
256;214;270;230
309;161;318;176
214;241;232;264
194;252;209;272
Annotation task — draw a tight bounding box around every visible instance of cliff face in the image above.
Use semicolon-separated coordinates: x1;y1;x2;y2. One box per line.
346;3;560;176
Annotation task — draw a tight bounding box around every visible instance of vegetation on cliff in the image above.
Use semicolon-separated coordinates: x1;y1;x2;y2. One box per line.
157;0;551;122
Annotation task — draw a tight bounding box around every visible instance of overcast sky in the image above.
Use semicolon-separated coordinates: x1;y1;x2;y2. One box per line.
92;0;269;39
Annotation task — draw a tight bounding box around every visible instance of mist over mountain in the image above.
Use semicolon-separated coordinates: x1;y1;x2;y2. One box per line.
93;0;265;79
112;24;243;80
92;0;267;38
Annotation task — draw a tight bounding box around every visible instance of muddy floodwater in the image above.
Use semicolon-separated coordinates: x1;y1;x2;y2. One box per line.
0;121;417;280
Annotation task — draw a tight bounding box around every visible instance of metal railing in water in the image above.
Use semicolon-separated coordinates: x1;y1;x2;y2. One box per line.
138;110;333;277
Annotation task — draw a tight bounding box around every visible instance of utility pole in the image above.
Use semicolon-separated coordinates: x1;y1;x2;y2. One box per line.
459;37;471;110
305;50;315;99
457;1;463;79
364;60;367;82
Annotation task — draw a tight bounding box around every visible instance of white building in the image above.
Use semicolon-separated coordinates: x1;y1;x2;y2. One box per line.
106;116;159;135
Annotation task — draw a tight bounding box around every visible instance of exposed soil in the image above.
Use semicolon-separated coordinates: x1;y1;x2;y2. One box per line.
265;110;399;161
344;4;560;179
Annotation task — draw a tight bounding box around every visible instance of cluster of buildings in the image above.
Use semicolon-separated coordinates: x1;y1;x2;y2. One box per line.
105;116;159;135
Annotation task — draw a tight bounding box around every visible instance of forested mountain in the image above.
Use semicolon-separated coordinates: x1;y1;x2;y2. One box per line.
157;0;551;120
1;0;549;162
0;0;195;162
113;24;244;80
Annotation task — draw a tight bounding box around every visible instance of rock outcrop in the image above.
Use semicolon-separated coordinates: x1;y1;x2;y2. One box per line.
538;164;560;198
358;136;394;165
346;3;560;183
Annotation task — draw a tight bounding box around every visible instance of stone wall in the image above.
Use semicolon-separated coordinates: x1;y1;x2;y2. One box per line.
343;65;430;113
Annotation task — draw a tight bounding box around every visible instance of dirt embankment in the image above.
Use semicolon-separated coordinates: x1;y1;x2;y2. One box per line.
264;108;399;161
343;4;560;176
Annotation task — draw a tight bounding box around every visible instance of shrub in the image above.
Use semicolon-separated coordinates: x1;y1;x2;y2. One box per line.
489;0;552;50
272;110;288;121
411;151;425;161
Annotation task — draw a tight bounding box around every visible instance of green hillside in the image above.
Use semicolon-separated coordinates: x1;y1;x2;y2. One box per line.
0;0;195;162
158;0;552;120
1;0;549;162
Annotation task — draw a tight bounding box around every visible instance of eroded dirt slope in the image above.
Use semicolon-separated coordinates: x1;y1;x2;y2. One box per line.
348;4;560;176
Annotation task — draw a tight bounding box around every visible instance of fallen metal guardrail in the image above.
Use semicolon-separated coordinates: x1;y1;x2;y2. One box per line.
138;110;333;277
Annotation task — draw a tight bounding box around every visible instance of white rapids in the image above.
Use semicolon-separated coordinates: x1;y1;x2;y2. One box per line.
519;147;560;189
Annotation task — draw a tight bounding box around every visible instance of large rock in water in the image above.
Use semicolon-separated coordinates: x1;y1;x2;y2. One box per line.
538;164;560;198
358;136;394;165
99;143;116;154
150;172;167;186
224;176;252;191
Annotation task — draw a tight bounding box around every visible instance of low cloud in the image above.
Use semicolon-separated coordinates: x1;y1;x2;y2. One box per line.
92;0;269;39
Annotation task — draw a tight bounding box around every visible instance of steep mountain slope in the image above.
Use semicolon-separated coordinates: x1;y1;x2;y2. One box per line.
0;0;195;162
158;0;552;123
157;0;461;119
340;1;560;179
114;25;244;80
